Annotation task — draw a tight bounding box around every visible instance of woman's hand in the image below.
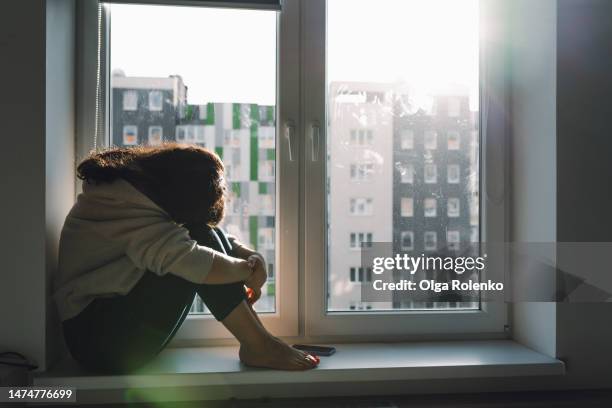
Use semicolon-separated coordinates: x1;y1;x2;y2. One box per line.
244;253;267;304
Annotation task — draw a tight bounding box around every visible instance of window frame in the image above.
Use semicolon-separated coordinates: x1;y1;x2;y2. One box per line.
78;0;299;341
76;0;509;342
302;0;508;337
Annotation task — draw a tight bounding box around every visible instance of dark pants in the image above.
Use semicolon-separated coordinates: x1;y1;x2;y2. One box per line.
62;225;246;373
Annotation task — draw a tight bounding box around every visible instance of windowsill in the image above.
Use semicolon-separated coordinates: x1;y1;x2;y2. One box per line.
35;340;563;403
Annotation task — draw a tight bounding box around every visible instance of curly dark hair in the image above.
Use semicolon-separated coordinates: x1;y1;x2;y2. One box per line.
77;143;226;226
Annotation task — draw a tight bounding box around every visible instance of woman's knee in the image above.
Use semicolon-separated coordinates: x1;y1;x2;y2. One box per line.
184;224;227;255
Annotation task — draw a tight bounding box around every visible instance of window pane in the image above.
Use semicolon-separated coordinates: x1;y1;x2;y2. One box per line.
109;4;278;313
327;0;480;312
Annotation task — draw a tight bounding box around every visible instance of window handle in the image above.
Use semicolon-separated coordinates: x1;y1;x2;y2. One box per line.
310;121;321;162
284;120;295;162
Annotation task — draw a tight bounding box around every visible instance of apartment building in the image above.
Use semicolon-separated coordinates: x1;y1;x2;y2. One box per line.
110;73;277;312
327;82;395;311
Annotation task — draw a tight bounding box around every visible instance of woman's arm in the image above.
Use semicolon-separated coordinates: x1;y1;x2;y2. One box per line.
227;237;267;303
203;252;253;284
231;239;260;260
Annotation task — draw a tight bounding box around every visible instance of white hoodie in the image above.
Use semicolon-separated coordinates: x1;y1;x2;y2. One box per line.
54;178;241;321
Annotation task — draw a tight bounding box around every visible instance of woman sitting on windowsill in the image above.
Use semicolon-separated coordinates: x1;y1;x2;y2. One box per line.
54;143;319;373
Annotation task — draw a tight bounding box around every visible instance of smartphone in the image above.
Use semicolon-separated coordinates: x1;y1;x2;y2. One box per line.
293;344;336;357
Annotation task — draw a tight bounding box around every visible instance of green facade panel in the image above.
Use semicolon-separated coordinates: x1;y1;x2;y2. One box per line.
250;124;259;181
249;216;258;250
233;103;241;129
206;103;215;125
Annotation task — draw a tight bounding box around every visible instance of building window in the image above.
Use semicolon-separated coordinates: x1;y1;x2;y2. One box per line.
447;164;460;184
424;198;437;217
350;163;374;182
400;231;414;251
175;125;186;142
194;126;206;144
400;129;414;149
350;129;373;145
259;160;276;182
350;232;373;249
258;228;274;251
424;130;438;150
448;97;461;117
259;126;275;149
447;198;460;218
424;231;437;251
350;198;373;216
400;164;414;184
424;164;437;184
149;90;163;111
401;197;414;217
447;230;460;251
123;90;138;111
122;125;138;145
148;126;163;145
350;267;373;283
447;131;461;150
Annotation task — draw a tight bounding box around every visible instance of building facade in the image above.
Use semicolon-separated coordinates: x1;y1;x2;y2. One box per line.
392;93;480;309
110;73;480;313
110;73;277;313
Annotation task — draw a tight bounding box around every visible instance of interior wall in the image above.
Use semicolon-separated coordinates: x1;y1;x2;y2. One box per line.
555;0;612;389
508;0;557;357
0;0;75;371
45;0;76;366
0;0;48;370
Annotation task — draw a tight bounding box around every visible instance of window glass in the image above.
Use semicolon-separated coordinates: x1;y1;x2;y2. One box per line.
401;197;414;217
400;231;414;251
424;198;437;217
122;125;138;145
327;0;480;311
400;130;414;150
123;90;138;110
447;130;461;150
149;90;163;111
424;130;438;150
447;198;460;218
447;164;461;184
400;164;414;184
424;164;437;184
148;126;163;145
110;4;278;313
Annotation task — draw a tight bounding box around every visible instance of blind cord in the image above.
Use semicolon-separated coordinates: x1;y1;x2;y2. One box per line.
94;2;103;151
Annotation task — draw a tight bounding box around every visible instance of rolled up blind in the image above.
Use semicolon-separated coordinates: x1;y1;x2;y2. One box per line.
101;0;281;10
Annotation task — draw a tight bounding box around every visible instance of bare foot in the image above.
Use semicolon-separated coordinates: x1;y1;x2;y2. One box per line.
239;335;319;371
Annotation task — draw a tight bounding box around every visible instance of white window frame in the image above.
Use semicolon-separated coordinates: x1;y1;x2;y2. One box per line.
447;197;461;218
302;0;508;337
122;89;138;111
78;0;299;341
400;163;414;184
448;164;461;184
78;0;508;342
122;125;138;145
148;125;163;145
424;163;438;184
148;90;163;111
400;129;414;150
424;130;438;150
447;130;461;150
424;197;437;218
